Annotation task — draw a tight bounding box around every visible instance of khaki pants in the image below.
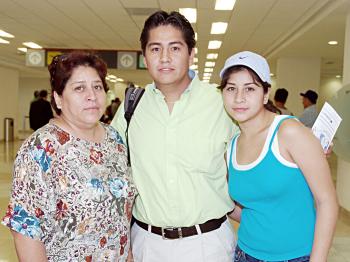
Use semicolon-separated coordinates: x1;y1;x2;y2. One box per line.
131;219;236;262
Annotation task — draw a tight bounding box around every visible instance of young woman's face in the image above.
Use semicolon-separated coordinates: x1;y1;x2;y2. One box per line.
222;68;269;124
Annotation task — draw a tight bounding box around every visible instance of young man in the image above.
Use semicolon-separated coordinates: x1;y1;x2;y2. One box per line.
111;10;238;262
274;88;293;115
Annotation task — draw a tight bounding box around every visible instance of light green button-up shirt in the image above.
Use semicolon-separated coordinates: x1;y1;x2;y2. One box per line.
111;73;238;227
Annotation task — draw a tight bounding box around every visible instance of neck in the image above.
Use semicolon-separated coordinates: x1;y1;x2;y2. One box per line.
53;116;103;143
275;101;286;109
239;110;275;137
156;75;192;103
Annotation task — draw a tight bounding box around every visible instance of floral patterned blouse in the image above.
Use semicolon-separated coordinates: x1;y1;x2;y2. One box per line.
2;122;136;261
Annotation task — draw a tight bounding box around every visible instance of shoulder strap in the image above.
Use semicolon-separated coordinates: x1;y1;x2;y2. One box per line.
269;116;296;148
124;87;145;166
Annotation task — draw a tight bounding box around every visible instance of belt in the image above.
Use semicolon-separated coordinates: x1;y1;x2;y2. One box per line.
135;215;227;240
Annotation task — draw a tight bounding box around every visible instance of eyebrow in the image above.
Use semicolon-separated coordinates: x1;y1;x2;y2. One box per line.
147;41;185;47
226;82;258;86
70;80;102;84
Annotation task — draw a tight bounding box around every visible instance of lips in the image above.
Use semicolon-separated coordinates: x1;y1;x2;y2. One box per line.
233;108;248;112
158;67;174;72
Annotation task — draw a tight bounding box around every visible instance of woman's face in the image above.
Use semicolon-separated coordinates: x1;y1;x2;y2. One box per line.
222;68;269;124
54;65;106;128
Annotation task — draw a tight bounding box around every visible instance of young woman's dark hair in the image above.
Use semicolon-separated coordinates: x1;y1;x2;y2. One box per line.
140;10;196;55
48;51;108;115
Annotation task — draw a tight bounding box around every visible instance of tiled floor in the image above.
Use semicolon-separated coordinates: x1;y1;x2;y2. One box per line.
0;139;349;261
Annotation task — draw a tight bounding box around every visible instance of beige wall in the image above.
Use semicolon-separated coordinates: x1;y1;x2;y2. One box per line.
0;66;19;140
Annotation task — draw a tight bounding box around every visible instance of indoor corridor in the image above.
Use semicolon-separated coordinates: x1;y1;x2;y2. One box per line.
0;139;349;262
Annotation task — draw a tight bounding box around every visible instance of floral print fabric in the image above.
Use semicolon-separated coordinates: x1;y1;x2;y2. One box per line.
2;122;136;261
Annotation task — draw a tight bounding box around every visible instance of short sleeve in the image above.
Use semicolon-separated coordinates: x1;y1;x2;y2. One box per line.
2;137;53;241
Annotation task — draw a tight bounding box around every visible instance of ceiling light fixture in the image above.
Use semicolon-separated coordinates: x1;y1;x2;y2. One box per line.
336;75;341;78
0;30;14;38
179;8;197;23
204;68;214;73
328;40;338;45
23;42;42;49
215;0;236;10
205;61;216;67
208;40;222;49
270;73;274;77
0;37;10;44
17;47;28;52
207;53;218;59
117;78;124;82
211;22;228;34
193;57;198;63
190;64;198;70
203;72;212;77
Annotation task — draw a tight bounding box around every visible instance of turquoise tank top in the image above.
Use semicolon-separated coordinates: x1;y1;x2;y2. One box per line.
228;115;316;261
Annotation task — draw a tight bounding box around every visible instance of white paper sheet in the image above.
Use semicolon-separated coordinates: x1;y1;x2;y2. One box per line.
312;102;342;151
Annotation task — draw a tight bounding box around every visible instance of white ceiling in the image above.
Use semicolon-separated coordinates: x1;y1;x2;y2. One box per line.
0;0;349;87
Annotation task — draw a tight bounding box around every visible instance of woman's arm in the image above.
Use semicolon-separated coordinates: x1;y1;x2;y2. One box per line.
228;203;242;222
11;230;47;262
279;120;338;262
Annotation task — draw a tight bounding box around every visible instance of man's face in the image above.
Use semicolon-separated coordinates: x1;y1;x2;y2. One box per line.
143;25;194;90
302;96;311;108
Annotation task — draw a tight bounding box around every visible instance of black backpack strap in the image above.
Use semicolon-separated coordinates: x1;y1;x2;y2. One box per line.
124;87;145;166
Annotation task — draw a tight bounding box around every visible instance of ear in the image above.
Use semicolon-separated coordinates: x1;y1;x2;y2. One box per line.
53;91;62;109
143;54;148;69
263;88;271;104
189;48;195;66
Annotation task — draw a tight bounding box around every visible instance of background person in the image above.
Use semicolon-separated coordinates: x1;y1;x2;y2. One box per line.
299;89;319;128
273;88;293;115
29;89;54;131
2;52;136;261
219;51;338;262
111;10;238;262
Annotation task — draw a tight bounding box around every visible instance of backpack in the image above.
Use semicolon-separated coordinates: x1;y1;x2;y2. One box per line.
124;87;145;166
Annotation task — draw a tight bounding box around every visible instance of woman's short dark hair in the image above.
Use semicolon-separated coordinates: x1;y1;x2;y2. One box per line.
140;10;196;55
48;51;108;115
218;65;271;93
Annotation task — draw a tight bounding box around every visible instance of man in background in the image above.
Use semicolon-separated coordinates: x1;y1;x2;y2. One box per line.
299;89;318;128
29;89;54;130
274;88;293;115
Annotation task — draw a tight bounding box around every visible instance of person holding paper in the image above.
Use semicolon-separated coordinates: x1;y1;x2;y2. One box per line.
219;51;338;262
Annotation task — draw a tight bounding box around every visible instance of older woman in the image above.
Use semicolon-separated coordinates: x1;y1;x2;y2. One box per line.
2;52;136;261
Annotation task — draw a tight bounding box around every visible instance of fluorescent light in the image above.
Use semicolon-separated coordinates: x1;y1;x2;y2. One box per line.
109;79;117;83
215;0;236;10
211;22;228;34
0;30;14;38
207;53;218;59
336;75;341;78
17;47;28;52
117;78;124;82
204;68;213;73
270;73;274;77
193;57;198;63
203;76;211;80
205;61;216;67
195;32;198;40
203;79;210;83
328;40;338;45
179;8;197;23
107;74;117;79
208;40;222;49
194;47;198;54
23;42;42;49
0;37;10;44
203;73;212;77
190;64;198;70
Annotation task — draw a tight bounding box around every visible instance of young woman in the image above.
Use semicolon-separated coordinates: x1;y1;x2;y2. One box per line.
219;51;338;262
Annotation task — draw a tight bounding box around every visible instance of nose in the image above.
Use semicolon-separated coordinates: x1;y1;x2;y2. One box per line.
234;89;246;103
160;49;170;63
87;86;97;101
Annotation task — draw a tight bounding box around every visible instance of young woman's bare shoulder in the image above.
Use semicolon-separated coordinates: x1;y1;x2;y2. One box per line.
278;118;311;140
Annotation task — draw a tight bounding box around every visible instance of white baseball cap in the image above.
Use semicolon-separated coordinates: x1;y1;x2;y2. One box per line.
219;51;271;84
